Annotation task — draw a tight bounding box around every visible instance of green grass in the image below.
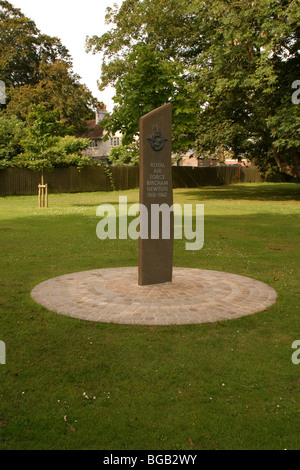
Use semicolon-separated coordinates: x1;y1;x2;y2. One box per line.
0;183;300;450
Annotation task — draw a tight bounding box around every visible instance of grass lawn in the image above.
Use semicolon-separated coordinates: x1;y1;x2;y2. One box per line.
0;182;299;450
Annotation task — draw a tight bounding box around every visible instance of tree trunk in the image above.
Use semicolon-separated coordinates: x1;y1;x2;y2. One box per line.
290;148;300;181
273;147;300;180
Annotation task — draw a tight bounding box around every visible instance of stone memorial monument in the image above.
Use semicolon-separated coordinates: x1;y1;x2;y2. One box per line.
31;103;277;326
138;103;174;286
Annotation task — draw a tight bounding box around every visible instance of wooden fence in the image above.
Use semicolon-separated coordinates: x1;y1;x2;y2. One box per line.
0;165;289;196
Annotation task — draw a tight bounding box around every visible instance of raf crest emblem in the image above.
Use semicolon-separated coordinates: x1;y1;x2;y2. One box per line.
148;126;168;152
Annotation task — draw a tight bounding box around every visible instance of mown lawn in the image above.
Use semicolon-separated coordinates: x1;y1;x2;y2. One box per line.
0;183;299;450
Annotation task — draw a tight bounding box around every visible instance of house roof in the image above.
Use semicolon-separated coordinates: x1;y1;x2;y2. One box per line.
80;120;104;139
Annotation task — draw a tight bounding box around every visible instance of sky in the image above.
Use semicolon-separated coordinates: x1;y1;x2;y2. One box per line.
12;0;124;111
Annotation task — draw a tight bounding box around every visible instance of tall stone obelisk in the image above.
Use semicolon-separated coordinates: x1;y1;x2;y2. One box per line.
138;103;174;286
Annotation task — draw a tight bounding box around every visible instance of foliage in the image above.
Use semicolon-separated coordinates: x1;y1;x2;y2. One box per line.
109;141;140;166
0;0;71;88
0;115;26;167
16;105;92;171
87;0;300;178
5;61;96;136
191;0;300;179
98;43;194;150
103;165;116;190
0;1;96;134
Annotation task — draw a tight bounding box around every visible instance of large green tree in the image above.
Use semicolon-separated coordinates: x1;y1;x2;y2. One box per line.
0;0;71;87
17;104;91;171
0;115;25;167
87;0;198;152
97;43;193;149
0;1;96;134
191;0;300;178
5;61;96;135
87;0;300;178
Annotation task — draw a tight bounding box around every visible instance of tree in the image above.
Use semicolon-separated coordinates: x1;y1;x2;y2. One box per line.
5;61;96;135
16;105;92;172
87;0;199;152
0;0;71;88
98;43;194;150
191;0;300;178
87;0;300;178
0;115;26;167
0;1;97;134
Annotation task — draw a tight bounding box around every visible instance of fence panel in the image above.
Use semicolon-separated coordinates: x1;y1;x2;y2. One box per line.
0;165;289;196
111;166;139;190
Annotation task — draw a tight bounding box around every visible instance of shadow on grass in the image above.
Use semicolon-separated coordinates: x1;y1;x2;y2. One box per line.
70;199;139;208
1;184;299;205
62;184;300;209
174;183;300;201
67;183;300;206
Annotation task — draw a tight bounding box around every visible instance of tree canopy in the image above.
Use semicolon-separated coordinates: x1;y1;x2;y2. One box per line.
15;105;92;171
0;114;26;167
0;1;96;135
87;0;300;178
5;61;96;135
0;0;71;87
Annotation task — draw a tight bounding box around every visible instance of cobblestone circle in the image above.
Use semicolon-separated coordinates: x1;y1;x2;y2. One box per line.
31;267;277;325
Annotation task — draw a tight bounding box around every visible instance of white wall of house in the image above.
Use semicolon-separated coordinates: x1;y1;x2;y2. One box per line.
83;104;122;161
84;132;122;159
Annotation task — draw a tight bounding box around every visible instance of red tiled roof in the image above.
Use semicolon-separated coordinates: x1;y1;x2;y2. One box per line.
80;120;104;139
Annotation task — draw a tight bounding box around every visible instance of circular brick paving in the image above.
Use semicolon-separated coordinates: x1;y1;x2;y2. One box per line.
31;267;277;325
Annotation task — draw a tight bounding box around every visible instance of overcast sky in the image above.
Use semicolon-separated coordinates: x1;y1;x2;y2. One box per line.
12;0;124;111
